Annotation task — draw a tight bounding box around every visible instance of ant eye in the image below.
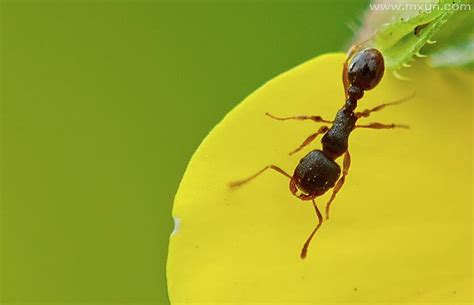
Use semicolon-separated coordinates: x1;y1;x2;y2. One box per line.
348;48;385;91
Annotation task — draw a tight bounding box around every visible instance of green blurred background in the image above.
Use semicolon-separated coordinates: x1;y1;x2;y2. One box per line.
0;1;368;304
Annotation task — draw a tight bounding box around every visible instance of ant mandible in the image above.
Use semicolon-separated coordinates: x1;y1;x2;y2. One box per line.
229;43;411;259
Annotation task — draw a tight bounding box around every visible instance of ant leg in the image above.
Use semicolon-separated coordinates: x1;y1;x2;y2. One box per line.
325;151;351;220
265;112;332;124
289;126;329;156
343;47;359;99
346;41;367;59
300;198;323;259
228;165;291;188
342;60;350;99
356;122;409;129
343;39;372;98
356;93;415;119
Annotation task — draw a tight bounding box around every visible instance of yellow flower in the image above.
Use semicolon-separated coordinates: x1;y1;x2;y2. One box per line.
167;53;472;304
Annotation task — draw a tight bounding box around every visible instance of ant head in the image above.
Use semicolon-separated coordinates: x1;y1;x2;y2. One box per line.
348;48;385;93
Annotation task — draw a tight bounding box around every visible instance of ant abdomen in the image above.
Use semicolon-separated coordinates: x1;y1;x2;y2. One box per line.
292;150;341;197
348;48;385;92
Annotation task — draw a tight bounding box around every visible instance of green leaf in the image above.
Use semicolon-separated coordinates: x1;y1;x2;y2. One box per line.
426;7;474;68
357;0;473;71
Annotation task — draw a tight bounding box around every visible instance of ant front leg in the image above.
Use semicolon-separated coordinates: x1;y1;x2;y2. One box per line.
265;112;332;124
289;126;329;156
325;151;351;220
228;165;292;188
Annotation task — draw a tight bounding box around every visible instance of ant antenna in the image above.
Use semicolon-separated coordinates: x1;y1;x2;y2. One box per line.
228;165;292;188
300;199;323;259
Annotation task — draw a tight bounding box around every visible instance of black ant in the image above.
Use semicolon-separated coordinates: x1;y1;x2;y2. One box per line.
229;44;412;259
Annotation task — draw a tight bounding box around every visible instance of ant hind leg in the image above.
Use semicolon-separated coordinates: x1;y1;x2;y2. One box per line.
356;93;415;119
343;39;372;98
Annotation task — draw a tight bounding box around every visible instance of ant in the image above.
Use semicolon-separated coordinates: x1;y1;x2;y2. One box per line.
229;44;412;259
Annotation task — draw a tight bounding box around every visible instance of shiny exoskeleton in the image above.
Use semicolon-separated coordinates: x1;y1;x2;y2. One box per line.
230;47;409;259
293;48;385;200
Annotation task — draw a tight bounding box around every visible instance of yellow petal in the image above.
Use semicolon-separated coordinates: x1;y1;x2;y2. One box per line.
167;53;472;304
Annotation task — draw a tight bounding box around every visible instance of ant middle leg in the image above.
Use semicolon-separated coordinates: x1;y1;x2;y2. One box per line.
289;126;329;156
356;93;415;119
228;165;291;188
356;122;409;129
265;112;332;124
300;198;323;259
325;151;351;220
